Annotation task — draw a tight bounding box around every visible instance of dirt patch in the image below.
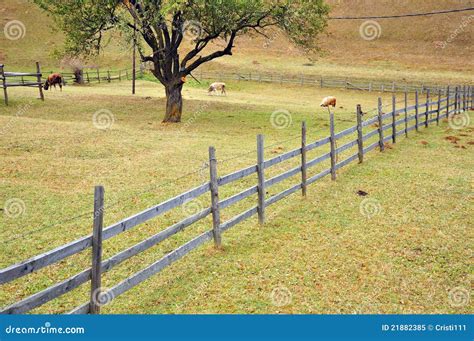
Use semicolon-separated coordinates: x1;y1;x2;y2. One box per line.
444;136;460;144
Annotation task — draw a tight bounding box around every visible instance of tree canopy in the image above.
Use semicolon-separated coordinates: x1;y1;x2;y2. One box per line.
35;0;329;122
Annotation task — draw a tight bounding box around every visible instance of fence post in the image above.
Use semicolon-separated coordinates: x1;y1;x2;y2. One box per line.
301;122;307;197
404;91;408;137
446;86;450;118
436;89;441;125
90;185;104;315
320;77;323;88
392;94;396;143
369;82;372;92
97;68;101;83
36;62;44;102
392;81;395;93
356;104;364;163
454;86;458;114
377;97;385;151
208;147;222;248
329;110;337;180
0;64;8;106
119;70;121;81
86;71;90;83
415;90;419;132
464;85;467;112
425;89;430;128
107;70;111;83
257;135;265;225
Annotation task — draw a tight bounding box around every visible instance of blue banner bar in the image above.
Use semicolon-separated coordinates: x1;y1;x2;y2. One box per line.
0;315;472;340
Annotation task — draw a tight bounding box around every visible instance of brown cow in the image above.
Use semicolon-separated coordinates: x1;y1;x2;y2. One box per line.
44;73;63;91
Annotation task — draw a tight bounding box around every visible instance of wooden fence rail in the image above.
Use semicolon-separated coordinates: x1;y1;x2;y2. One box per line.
196;70;473;96
1;62;44;105
0;86;473;314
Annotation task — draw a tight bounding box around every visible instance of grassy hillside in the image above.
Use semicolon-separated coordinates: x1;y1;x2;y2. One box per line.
1;0;473;83
0;80;472;313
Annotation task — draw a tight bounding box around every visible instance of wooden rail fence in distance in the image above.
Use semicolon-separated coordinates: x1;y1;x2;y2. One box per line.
0;62;44;106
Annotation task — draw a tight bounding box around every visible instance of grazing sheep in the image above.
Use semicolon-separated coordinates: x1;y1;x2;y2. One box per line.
208;82;226;96
44;73;63;91
320;96;336;107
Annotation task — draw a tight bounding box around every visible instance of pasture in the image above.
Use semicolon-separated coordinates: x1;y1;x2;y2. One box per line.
0;79;472;314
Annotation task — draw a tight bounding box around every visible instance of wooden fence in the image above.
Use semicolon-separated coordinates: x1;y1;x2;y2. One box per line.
57;68;139;85
0;86;472;314
0;62;44;106
196;70;471;95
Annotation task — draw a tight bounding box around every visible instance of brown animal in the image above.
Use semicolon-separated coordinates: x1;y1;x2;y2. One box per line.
320;96;336;107
44;73;63;91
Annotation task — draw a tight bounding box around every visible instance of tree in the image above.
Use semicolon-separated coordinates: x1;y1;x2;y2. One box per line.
35;0;329;122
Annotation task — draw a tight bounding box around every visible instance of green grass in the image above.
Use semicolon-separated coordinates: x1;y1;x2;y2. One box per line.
0;79;472;314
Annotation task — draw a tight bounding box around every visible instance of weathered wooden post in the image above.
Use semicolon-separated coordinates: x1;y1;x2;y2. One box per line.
118;70;121;81
464;85;467;112
0;64;8;106
446;86;450;118
107;70;111;83
90;185;104;314
36;62;44;102
404;91;408;137
257;135;265;225
425;89;430;127
369;82;372;92
454;86;458;114
436;89;441;125
301;122;307;197
356;104;364;163
415;90;419;132
86;71;90;83
208;147;222;248
329;110;337;180
391;94;396;143
377;97;385;151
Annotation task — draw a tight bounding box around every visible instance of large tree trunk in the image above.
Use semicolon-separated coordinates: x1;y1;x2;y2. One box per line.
163;84;183;123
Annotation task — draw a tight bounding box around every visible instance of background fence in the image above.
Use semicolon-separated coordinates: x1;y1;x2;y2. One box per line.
195;70;471;95
0;85;473;315
0;62;44;106
0;63;140;105
56;68;140;85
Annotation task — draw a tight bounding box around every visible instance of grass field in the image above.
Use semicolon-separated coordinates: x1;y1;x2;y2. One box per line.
2;0;473;85
0;79;472;314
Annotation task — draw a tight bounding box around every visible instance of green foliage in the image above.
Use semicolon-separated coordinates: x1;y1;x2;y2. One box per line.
33;0;329;57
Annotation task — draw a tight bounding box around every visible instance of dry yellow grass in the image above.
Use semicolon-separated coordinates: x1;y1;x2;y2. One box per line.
0;79;472;314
